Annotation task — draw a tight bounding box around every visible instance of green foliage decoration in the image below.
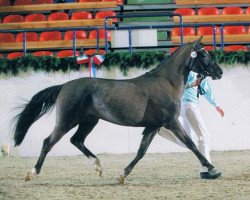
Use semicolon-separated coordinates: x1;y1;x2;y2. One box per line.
0;50;249;77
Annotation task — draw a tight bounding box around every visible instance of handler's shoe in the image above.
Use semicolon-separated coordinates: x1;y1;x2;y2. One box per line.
200;168;222;179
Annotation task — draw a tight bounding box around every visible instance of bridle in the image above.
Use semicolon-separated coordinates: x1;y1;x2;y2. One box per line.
186;46;215;97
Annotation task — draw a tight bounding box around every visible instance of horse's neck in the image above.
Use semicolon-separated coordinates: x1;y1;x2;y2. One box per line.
157;46;191;88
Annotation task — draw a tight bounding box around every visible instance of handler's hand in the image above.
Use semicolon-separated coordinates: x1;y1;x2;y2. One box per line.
216;106;224;117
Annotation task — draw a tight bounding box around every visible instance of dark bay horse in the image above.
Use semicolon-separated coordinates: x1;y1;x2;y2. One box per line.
13;37;223;184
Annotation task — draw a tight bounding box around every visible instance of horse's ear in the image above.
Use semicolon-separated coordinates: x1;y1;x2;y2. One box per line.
193;36;203;48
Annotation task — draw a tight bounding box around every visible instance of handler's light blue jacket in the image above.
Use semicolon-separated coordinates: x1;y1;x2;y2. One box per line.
182;72;218;107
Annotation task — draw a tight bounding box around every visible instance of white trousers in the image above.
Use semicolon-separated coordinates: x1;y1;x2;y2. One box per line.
158;102;211;172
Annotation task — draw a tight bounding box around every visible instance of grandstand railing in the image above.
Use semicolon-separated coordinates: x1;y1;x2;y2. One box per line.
1;13;250;55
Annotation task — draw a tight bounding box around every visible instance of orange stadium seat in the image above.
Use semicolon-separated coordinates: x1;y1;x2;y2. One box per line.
39;31;62;41
0;0;10;6
15;32;38;42
25;14;46;22
224;45;248;52
7;52;23;59
0;33;14;43
33;0;53;4
172;27;195;36
88;29;111;40
2;15;24;23
222;7;244;15
71;11;93;20
84;49;106;56
95;10;118;23
197;26;220;35
33;51;53;57
174;8;195;16
57;50;80;58
198;7;219;15
64;30;87;40
223;26;246;35
102;0;123;5
14;0;32;5
48;12;69;21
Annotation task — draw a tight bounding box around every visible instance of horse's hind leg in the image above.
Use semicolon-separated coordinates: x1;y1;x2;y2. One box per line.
70;116;102;176
118;127;158;185
25;126;68;182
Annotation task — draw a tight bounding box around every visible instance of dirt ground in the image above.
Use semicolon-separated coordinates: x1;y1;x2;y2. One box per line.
0;150;249;200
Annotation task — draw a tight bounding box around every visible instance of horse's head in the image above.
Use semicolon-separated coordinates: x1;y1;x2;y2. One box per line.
186;37;223;80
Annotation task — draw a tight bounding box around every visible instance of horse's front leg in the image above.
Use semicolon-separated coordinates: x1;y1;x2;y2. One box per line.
118;127;158;185
165;119;220;178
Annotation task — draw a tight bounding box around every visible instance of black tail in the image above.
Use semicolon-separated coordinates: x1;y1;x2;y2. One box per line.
13;85;63;146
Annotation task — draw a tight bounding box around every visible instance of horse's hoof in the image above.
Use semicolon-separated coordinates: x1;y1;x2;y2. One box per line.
94;158;102;177
118;175;126;185
200;168;222;179
95;169;102;177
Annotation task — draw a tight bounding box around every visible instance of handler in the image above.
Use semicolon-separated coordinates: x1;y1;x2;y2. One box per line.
158;71;224;179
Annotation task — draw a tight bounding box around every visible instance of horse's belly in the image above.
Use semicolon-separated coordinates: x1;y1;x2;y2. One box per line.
92;82;148;125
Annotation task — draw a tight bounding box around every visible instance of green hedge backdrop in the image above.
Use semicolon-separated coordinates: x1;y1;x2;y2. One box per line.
0;50;249;77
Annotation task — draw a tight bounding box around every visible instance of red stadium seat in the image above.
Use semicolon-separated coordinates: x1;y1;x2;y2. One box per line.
88;29;111;40
222;7;244;15
33;51;53;57
246;7;250;14
198;7;219;15
57;50;80;58
71;11;93;20
84;49;106;56
33;0;53;4
78;0;99;2
7;52;23;60
204;46;216;51
172;27;195;36
64;31;87;40
48;12;69;21
39;31;62;41
0;33;14;43
0;0;10;6
95;10;117;23
197;26;220;35
0;53;3;58
224;45;248;52
14;0;32;5
102;0;123;5
174;8;195;16
223;26;246;35
169;47;178;54
2;15;24;23
15;32;38;42
25;14;46;22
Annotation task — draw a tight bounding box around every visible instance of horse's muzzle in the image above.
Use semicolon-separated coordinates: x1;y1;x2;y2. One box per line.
212;68;223;80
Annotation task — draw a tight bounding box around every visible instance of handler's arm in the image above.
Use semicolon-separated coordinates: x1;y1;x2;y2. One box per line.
201;80;224;117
